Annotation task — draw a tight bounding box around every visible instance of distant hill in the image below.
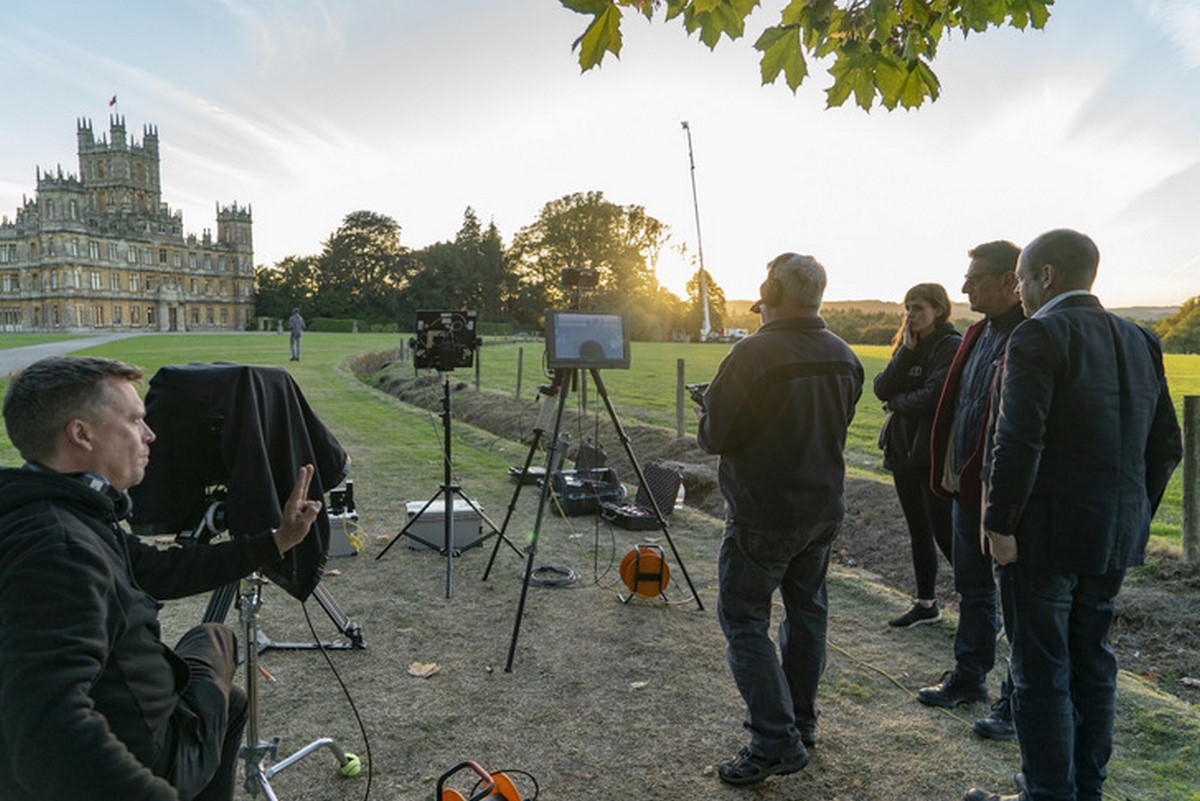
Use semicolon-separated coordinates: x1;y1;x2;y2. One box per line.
727;299;1179;325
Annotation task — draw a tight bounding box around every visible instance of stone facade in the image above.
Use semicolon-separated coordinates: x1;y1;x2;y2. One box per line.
0;116;254;332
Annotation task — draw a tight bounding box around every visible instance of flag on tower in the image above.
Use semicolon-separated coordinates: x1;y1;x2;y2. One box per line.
108;95;117;107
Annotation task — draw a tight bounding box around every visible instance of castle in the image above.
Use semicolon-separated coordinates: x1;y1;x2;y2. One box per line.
0;117;255;333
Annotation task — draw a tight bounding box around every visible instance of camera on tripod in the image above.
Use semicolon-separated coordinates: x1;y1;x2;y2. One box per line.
410;310;480;372
561;266;598;291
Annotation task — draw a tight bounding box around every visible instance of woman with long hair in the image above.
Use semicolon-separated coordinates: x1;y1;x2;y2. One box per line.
874;283;962;627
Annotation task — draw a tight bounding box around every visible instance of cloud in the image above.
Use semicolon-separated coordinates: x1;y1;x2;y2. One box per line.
1139;0;1200;69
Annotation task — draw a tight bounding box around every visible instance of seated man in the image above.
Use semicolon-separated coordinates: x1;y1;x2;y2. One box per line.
0;356;322;801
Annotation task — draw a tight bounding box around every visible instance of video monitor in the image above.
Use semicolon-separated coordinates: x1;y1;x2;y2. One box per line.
545;310;630;370
411;310;479;371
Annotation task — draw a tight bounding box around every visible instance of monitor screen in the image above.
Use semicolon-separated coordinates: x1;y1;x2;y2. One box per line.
545;310;630;370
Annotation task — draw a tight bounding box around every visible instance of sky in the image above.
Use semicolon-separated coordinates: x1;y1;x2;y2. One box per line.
1;0;1198;308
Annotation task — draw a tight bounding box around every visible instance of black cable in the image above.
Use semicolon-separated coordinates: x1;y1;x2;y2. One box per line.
301;599;373;801
527;564;577;587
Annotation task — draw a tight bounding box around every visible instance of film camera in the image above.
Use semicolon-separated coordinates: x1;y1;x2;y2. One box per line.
686;382;709;407
410;310;480;372
561;266;599;291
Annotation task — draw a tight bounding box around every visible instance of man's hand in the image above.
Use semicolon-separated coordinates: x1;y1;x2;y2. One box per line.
273;464;323;556
985;529;1018;565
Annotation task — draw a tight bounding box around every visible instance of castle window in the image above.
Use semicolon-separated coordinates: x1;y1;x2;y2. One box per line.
188;253;197;269
147;307;155;326
49;271;57;290
113;305;122;325
142;248;152;264
159;249;167;264
48;239;57;256
69;200;78;220
90;272;101;291
190;279;197;294
70;239;79;257
74;269;82;288
53;306;60;325
204;280;211;295
130;305;140;325
204;256;213;270
218;257;226;272
127;247;137;264
93;305;104;326
192;307;200;325
89;241;100;260
111;273;120;292
219;280;226;296
221;308;228;326
206;307;214;326
173;253;182;267
2;275;11;293
129;274;139;293
108;242;119;261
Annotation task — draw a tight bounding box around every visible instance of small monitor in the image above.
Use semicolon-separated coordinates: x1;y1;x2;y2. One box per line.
545;310;630;370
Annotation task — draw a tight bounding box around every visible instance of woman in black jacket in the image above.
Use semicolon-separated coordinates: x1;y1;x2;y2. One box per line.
874;283;962;628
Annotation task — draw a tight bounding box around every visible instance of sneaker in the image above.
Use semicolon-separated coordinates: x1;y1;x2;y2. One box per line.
973;696;1016;741
717;746;809;786
917;669;988;708
888;601;942;628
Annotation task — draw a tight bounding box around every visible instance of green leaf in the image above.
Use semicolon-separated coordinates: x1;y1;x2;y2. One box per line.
755;25;809;90
561;0;611;14
575;5;624;70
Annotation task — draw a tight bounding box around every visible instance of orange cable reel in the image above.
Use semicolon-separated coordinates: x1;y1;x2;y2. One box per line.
619;543;671;599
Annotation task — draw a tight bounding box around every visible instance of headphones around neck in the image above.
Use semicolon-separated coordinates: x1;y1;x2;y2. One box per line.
79;472;133;520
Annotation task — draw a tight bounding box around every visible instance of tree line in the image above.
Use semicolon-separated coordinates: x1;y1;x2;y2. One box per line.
253;192;721;341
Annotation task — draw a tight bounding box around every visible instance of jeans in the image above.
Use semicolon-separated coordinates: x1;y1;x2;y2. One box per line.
951;500;1000;685
717;516;841;760
892;471;953;601
290;333;302;360
1001;562;1125;801
167;624;249;801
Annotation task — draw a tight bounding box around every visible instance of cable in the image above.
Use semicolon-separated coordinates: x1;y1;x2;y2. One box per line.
527;564;577;587
300;599;373;801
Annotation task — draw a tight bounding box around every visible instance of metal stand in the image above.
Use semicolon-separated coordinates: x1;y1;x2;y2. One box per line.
193;500;365;651
375;374;514;598
239;574;361;799
502;368;703;673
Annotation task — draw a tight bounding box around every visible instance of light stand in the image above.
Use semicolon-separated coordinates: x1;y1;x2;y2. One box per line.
374;373;512;598
238;573;361;799
502;367;704;673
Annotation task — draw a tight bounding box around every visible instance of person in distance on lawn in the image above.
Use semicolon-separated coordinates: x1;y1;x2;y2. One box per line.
921;241;1024;736
964;229;1181;801
873;282;961;628
698;253;863;787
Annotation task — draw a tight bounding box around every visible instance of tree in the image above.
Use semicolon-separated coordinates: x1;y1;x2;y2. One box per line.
561;0;1054;111
1157;296;1200;354
254;255;319;319
684;268;726;339
507;191;671;333
317;211;412;322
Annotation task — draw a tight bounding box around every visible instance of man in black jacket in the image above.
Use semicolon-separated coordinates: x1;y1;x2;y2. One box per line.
0;356;321;801
698;252;863;786
964;230;1182;801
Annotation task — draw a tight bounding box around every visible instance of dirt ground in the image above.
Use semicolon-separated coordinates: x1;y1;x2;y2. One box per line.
378;369;1200;706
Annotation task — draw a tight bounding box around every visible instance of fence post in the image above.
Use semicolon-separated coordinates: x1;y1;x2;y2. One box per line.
474;344;481;391
676;358;686;438
515;347;524;400
1184;396;1199;563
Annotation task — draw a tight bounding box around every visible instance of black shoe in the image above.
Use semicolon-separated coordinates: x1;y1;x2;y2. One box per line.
963;789;1024;801
917;670;988;708
888;601;942;628
800;726;817;748
973;696;1016;741
717;746;808;786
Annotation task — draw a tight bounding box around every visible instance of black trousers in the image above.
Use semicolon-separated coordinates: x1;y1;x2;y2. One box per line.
167;623;248;801
891;470;953;601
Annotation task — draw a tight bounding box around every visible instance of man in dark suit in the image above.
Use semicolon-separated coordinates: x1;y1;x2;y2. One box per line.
963;229;1182;801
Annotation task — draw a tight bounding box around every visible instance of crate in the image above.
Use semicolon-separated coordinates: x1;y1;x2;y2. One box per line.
403;499;483;550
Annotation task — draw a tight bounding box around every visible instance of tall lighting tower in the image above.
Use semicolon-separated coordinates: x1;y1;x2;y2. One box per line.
681;121;712;341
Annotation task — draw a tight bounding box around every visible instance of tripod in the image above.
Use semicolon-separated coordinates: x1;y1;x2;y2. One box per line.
192;498;365;651
375;373;516;598
499;367;703;673
238;574;362;799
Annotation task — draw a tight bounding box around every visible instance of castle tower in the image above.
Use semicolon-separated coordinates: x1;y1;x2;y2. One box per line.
77;116;162;216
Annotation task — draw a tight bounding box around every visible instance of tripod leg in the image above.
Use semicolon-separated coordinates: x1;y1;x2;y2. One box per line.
202;581;238;624
505;374;572;672
311;583;365;648
590;369;705;611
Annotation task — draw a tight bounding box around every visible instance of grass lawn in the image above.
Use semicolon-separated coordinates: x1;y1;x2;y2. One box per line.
0;331;1196;799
